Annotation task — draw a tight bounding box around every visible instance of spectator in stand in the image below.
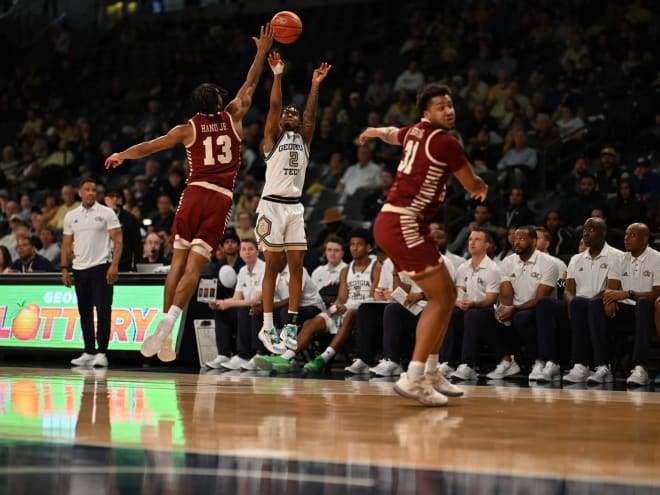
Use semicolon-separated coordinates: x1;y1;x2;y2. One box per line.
335;145;381;196
311;207;352;255
149;194;175;234
383;89;418;127
554;101;586;162
234;211;256;242
561;174;608;229
156;229;173;265
526;113;560;170
11;235;55;272
497;187;536;238
361;168;394;223
486;70;511;117
141;232;164;264
393;60;425;94
364;68;391;112
0;146;18;190
232;178;260;223
307;152;345;194
450;203;495;257
464;103;500;148
608;178;648;233
460;68;489;110
496;126;538;189
0;215;27;260
595;146;623;196
162;167;185;207
467;126;501;182
38;226;61;269
430;224;465;273
104;189;143;272
49;184;80;230
631;155;660;201
588;223;660;386
561;155;590;195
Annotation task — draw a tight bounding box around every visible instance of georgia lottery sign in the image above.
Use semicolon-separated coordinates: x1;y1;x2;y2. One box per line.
0;284;181;350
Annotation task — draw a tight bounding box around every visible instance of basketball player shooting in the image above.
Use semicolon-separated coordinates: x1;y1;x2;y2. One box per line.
360;83;488;406
256;52;331;354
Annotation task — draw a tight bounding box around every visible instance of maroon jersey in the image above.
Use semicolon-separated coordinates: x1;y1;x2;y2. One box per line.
386;120;468;222
186;112;241;190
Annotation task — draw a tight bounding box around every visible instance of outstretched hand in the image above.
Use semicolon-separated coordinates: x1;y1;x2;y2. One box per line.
358;127;377;144
253;23;273;53
268;51;284;74
104;153;124;169
312;62;332;85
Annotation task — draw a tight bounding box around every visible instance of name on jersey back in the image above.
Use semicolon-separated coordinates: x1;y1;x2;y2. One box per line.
201;123;227;133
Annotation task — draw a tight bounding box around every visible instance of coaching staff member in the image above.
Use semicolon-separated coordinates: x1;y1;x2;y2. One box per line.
62;179;123;368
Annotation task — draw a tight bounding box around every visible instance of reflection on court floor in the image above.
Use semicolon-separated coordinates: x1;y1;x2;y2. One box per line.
0;367;658;494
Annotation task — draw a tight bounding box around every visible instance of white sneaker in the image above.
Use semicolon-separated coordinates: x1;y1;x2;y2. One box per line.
626;365;649;386
221;355;249;371
587;364;613;384
393;372;448;407
157;336;176;362
536;361;560;382
438;362;455;376
240;357;257;371
258;326;287;354
368;359;403;376
486;357;521;379
91;353;108;368
141;316;174;357
528;360;545;381
344;358;371;374
563;363;591;383
426;369;464;397
205;354;230;369
451;363;478;381
71;353;95;366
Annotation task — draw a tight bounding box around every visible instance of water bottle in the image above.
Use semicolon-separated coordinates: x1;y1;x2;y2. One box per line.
494;303;512;326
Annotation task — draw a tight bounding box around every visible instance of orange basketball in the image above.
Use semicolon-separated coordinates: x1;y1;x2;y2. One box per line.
271;11;302;44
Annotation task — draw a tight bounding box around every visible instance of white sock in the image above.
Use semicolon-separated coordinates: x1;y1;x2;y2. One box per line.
281;350;295;360
263;312;274;329
425;354;439;373
166;305;182;320
321;347;336;362
407;361;425;382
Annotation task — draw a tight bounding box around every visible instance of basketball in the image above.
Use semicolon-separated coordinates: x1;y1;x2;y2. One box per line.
271;11;302;44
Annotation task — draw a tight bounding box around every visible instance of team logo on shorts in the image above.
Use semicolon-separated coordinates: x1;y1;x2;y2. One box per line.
256;216;272;238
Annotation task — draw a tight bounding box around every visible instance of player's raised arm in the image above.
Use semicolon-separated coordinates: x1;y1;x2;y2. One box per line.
104;124;192;169
225;24;273;124
301;62;331;146
359;126;401;146
263;51;284;152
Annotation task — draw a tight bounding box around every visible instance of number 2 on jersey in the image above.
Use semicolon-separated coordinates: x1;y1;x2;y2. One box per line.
202;135;232;166
398;140;419;175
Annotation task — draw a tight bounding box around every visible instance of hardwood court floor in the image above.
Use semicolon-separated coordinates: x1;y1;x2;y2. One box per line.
0;366;659;494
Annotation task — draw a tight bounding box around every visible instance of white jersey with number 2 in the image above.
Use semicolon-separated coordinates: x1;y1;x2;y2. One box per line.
261;131;309;198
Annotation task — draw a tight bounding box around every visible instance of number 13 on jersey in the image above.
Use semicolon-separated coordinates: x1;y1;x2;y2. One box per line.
202;135;233;165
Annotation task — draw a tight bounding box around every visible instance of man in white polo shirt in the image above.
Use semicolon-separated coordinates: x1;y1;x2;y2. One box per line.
536;217;623;383
61;179;123;368
463;226;558;380
588;223;660;386
446;228;502;380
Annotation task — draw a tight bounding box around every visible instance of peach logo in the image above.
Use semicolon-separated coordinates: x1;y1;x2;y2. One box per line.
11;303;42;341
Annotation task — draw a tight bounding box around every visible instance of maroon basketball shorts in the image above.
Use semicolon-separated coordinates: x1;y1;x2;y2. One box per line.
373;211;441;274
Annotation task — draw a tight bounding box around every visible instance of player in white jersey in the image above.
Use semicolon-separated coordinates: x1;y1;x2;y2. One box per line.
257;52;332;355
